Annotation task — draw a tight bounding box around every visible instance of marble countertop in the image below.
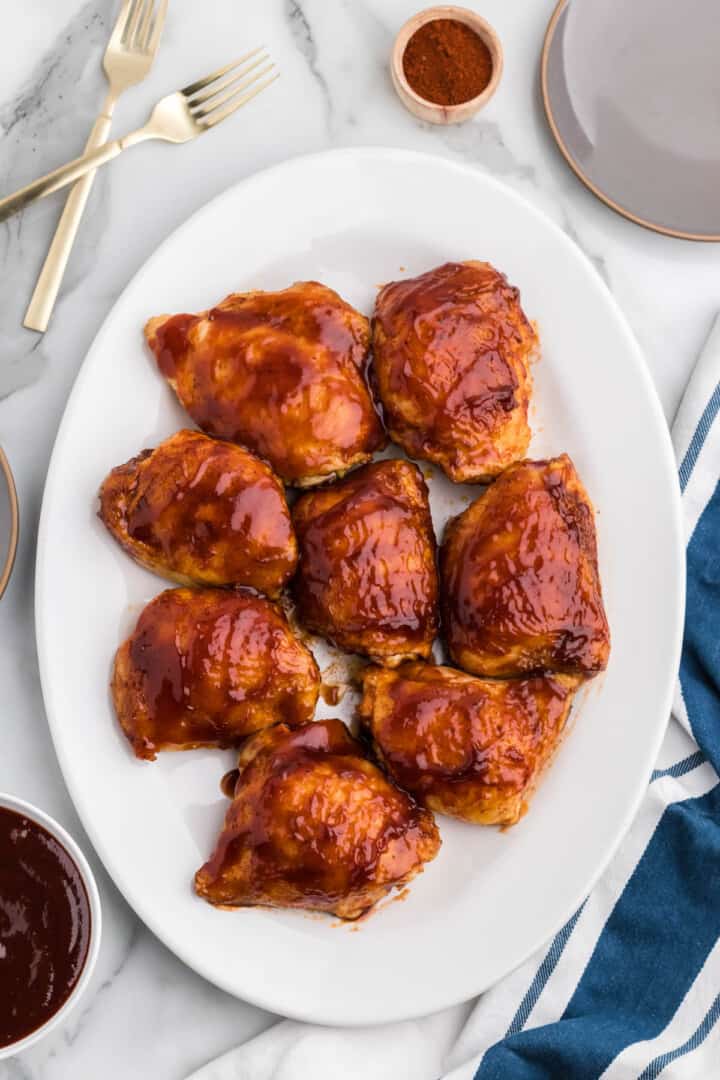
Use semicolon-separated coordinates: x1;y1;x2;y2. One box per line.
0;1;717;1076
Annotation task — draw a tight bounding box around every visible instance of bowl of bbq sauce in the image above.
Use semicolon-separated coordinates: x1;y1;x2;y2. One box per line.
0;794;101;1058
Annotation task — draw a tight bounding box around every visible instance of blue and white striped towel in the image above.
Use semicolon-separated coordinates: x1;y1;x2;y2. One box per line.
189;316;720;1080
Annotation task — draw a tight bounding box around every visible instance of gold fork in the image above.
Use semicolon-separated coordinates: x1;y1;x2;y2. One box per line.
25;0;168;332
0;51;277;224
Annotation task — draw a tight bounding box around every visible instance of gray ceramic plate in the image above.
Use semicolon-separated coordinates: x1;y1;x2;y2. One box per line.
0;447;18;599
542;0;720;241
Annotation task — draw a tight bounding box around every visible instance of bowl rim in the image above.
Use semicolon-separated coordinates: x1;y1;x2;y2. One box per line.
390;5;504;118
0;447;18;601
0;792;102;1059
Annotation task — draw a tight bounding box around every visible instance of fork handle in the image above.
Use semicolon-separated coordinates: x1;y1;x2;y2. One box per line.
24;108;116;332
0;136;137;224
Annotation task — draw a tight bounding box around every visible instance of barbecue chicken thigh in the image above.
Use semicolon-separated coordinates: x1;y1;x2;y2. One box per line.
112;588;319;760
359;662;581;826
195;718;440;918
292;459;439;664
145;282;385;486
99;429;297;594
372;261;536;483
441;455;610;677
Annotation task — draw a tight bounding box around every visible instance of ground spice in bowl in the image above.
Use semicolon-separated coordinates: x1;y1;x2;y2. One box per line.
402;18;493;106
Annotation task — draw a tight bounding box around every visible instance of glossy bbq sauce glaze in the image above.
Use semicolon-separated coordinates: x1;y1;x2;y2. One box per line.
0;808;90;1048
145;285;386;486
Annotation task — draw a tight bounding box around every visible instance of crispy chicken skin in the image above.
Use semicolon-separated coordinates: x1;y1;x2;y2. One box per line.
98;429;297;595
372;261;536;483
144;282;386;486
359;663;581;826
112;588;319;760
441;455;610;677
291;459;439;664
195;718;440;918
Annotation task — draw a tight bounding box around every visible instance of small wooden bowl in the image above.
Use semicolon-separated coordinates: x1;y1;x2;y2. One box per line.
0;447;18;601
391;6;503;125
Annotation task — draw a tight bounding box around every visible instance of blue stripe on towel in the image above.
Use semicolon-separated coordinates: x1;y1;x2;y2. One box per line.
679;381;720;492
650;751;706;783
475;782;720;1080
679;481;720;767
637;991;720;1080
505;902;587;1036
502;749;708;1047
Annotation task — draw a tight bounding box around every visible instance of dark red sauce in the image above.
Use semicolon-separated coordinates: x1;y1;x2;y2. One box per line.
439;456;610;676
291;459;439;657
320;683;342;706
146;284;386;484
220;768;240;799
195;720;440;916
151;313;194;379
97;430;297;597
0;807;91;1048
116;588;320;759
374;262;525;429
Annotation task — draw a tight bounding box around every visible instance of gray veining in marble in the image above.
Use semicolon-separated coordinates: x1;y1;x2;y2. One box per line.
285;0;333;133
0;1;114;399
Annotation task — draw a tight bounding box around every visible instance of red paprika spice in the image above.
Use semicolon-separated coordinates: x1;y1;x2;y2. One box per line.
403;19;493;106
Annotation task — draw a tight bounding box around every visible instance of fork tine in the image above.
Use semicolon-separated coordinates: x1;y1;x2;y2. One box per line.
122;0;144;45
107;0;134;50
189;54;270;109
191;63;275;117
200;71;279;130
146;0;168;54
181;48;264;97
132;0;153;47
137;0;154;50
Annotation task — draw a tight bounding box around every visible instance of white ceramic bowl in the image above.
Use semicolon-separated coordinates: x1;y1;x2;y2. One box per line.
0;793;101;1059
